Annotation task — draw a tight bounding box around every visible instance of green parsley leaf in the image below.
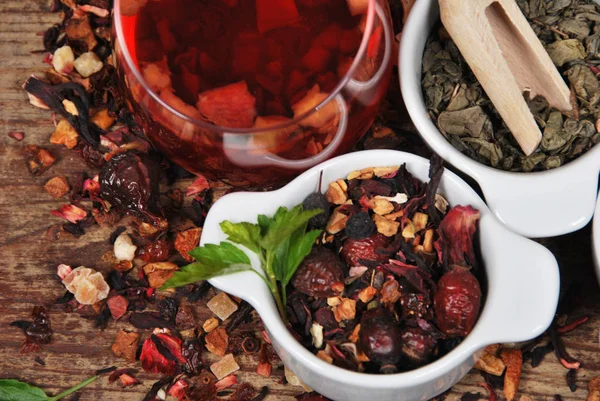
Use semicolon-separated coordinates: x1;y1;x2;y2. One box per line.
219;221;262;253
163;242;253;289
0;375;98;401
188;242;251;268
259;205;322;252
282;228;322;286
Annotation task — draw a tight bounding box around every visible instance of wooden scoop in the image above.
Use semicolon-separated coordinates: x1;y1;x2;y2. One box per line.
439;0;573;155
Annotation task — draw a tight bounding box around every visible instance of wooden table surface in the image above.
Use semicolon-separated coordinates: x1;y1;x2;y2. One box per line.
1;1;599;400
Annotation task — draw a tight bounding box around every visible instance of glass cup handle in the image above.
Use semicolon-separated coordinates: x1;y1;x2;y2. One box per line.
346;2;393;93
222;95;348;169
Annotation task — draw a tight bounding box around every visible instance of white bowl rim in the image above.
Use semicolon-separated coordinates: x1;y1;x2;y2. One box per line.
204;149;559;389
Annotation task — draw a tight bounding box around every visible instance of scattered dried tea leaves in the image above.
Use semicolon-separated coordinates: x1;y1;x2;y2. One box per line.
10;306;52;354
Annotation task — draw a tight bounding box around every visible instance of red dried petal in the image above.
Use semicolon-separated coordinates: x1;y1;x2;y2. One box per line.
119;373;140;387
256;362;272;378
155;332;187;364
196;81;256;128
83;176;100;199
256;0;300;33
140;337;176;375
51;204;88;223
186;175;210;197
107;295;129;320
168;379;189;401
437;205;480;268
367;26;383;58
8;131;25;141
215;374;237;390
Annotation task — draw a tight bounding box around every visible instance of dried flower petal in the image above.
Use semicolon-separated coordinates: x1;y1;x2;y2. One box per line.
8;131;25;141
51;204;88;224
186;175;210;197
56;264;72;280
215;374;238;390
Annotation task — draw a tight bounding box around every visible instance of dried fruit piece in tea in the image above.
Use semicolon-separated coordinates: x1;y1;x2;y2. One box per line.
500;349;523;401
434;267;481;337
10;306;52;354
292;248;345;297
207;292;239;321
359;307;402;367
111;330;139;362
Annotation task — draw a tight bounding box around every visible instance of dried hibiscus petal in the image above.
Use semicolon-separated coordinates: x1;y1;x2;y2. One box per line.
140;335;177;375
51;204;88;224
436;205;480;269
107;295;129;320
186;175;210;197
10;306;52;354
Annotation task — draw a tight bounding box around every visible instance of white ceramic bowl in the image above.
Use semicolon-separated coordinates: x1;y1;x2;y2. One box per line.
203;150;559;401
399;0;600;238
592;191;600;286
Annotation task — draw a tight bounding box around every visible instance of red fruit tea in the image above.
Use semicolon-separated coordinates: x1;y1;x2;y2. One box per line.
117;0;392;185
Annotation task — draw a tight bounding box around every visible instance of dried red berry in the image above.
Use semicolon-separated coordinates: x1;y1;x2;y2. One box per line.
434;268;482;337
138;239;171;262
340;233;392;267
399;326;437;366
292;247;344;297
359;307;402;366
99;152;164;224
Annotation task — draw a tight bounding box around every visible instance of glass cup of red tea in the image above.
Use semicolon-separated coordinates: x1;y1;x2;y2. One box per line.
114;0;393;186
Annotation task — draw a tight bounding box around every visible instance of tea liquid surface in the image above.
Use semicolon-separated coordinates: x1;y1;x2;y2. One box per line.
133;0;363;120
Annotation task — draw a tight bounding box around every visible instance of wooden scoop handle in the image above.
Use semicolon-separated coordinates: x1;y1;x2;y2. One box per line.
439;0;572;155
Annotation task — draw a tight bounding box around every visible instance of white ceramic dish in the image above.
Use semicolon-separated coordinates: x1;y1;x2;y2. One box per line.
592;191;600;287
203;150;559;401
399;0;600;238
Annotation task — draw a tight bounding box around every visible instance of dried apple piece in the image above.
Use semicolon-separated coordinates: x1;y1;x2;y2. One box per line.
111;330;139;362
248;116;299;155
50;119;79;149
52;46;74;75
207;292;238;321
205;327;229;356
292;85;339;129
197;81;256;128
210;354;240;380
44;176;70;199
143;262;178;288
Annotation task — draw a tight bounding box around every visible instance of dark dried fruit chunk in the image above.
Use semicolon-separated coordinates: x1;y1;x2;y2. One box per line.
359;307;402;366
340;233;392;267
344;211;375;239
99;152;164;224
434;268;482;337
302;192;330;228
292;247;344;297
138;239;171;262
400;326;436;365
159;298;179;323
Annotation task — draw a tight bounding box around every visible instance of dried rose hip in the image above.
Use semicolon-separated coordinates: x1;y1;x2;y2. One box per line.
138;239;171;262
399;327;436;366
292;247;344;297
340;233;392;267
99;152;163;223
359;307;403;366
434;268;481;337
